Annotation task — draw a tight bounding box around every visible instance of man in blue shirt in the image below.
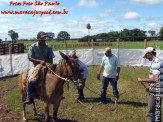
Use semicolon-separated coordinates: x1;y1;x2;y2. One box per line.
24;31;55;104
97;47;120;105
70;51;89;102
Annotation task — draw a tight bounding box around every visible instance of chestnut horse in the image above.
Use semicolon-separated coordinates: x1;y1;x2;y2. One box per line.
19;51;82;122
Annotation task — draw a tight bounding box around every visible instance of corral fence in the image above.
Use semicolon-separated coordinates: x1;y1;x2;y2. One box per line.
23;36;163;53
0;43;24;55
1;36;163;55
62;37;163;51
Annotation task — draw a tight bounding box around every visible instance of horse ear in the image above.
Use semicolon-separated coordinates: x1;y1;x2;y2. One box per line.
59;51;70;63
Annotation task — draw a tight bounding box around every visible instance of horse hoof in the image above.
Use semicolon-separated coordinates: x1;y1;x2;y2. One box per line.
34;113;37;116
53;119;57;122
23;117;27;121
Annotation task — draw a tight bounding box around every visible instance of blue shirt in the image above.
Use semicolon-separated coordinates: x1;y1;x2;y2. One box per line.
28;42;55;66
76;59;89;79
101;54;120;78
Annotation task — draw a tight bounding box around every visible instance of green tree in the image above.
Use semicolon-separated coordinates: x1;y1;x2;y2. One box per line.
46;32;55;40
57;31;70;40
108;31;120;37
148;30;156;37
159;27;163;37
0;39;2;43
8;30;19;41
86;23;91;35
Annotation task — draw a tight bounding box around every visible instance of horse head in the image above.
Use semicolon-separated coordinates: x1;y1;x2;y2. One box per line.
59;51;83;82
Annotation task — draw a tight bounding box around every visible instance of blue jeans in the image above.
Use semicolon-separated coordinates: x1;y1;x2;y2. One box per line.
147;94;162;122
100;77;119;102
77;79;86;100
26;67;35;100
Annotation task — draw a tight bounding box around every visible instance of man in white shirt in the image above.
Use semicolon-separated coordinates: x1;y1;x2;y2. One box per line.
138;47;163;122
97;47;120;105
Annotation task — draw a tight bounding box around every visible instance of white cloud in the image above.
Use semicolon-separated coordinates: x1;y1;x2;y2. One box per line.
37;16;52;22
14;18;22;21
130;0;163;5
121;12;140;21
97;9;113;18
145;23;161;30
147;16;159;21
78;0;100;7
81;16;101;23
0;18;10;22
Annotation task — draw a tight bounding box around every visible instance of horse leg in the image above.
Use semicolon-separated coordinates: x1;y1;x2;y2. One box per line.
22;93;27;121
44;102;50;122
53;100;61;122
33;100;37;116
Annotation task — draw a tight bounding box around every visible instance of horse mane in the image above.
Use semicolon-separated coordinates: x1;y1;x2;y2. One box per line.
50;64;58;72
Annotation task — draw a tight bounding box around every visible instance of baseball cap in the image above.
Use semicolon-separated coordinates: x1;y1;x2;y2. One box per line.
37;31;46;39
143;47;155;58
103;47;111;54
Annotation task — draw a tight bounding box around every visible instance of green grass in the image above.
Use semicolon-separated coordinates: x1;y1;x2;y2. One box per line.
15;40;163;53
2;66;163;121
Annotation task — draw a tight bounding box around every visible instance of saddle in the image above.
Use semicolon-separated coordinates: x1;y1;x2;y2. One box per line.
29;64;46;84
20;63;58;100
21;64;57;90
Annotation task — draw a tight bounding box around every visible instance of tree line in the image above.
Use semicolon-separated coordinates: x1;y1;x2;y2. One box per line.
79;26;163;42
0;30;70;42
1;25;163;42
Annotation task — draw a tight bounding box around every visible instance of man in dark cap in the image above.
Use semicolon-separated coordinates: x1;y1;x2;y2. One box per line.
24;31;55;104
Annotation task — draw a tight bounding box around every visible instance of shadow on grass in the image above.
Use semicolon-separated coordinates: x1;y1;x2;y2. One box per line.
27;114;78;122
57;118;78;122
81;98;147;107
119;101;148;107
82;97;112;103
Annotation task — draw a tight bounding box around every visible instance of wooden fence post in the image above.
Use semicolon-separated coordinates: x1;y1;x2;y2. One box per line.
117;38;120;49
9;42;13;75
144;38;147;49
64;39;69;55
64;39;67;50
116;38;120;58
91;38;94;49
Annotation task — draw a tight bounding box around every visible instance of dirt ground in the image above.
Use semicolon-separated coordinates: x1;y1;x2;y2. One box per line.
0;84;23;122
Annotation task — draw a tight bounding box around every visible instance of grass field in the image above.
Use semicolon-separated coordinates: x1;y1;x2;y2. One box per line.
1;66;163;121
17;40;163;53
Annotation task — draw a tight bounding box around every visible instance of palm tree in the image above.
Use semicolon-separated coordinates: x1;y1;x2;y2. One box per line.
86;23;91;36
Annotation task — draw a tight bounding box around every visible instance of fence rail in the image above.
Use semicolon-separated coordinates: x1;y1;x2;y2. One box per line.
1;36;163;55
0;43;24;55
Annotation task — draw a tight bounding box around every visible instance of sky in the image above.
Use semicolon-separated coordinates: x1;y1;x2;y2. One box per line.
0;0;163;40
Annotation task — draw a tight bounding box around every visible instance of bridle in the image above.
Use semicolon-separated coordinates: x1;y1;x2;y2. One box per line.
47;59;78;83
61;60;73;79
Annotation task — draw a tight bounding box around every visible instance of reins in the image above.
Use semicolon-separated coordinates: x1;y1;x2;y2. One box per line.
47;65;73;83
45;60;77;83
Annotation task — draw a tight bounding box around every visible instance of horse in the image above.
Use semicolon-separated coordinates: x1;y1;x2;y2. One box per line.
19;51;83;122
